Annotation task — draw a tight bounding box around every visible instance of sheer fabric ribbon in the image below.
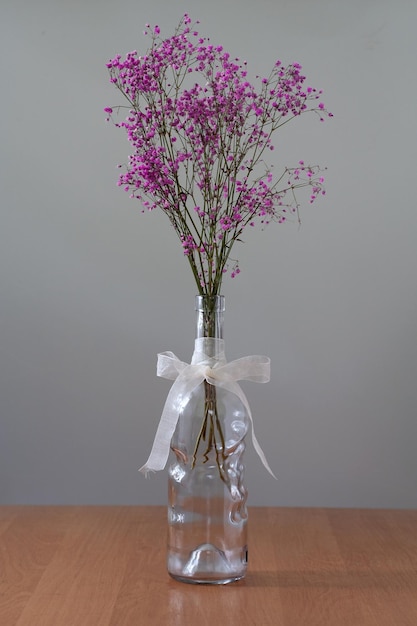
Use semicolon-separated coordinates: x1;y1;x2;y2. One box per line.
139;338;276;479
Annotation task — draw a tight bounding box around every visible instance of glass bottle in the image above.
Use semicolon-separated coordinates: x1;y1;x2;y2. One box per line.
167;295;249;584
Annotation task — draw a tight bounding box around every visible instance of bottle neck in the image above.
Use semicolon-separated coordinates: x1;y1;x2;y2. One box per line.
195;295;225;340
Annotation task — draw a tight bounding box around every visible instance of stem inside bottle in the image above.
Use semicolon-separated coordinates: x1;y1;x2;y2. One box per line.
193;296;226;477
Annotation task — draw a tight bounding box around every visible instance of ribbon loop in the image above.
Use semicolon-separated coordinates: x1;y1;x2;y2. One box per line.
139;339;276;479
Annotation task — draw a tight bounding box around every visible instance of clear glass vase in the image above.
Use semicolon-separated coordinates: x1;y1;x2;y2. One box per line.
167;295;249;584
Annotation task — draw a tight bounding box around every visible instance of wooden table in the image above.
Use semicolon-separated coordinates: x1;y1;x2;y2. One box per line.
1;506;417;625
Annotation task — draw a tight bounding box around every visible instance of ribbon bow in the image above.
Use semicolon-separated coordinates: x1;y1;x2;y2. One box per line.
139;337;276;479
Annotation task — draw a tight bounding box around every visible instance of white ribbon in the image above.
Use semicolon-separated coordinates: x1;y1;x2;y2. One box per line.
139;337;277;479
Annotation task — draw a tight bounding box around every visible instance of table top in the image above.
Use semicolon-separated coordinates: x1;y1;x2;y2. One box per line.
1;506;417;625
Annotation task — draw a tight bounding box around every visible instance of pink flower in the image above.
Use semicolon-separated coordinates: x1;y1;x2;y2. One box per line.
104;15;331;294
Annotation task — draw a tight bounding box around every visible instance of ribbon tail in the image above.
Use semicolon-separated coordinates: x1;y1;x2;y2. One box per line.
139;382;183;476
250;424;277;480
218;380;277;480
139;370;205;476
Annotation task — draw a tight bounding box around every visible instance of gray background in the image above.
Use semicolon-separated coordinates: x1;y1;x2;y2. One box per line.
1;0;416;507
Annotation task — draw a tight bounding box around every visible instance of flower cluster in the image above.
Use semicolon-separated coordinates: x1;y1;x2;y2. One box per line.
105;14;331;296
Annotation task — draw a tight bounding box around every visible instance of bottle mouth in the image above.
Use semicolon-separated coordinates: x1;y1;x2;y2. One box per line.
195;295;225;312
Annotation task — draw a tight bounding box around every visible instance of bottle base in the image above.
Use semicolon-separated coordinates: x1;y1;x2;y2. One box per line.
169;572;245;585
168;542;247;585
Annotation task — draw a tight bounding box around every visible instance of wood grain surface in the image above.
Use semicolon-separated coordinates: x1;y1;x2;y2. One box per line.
1;506;416;625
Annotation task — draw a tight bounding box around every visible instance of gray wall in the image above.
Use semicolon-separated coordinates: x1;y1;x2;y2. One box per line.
1;0;416;507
